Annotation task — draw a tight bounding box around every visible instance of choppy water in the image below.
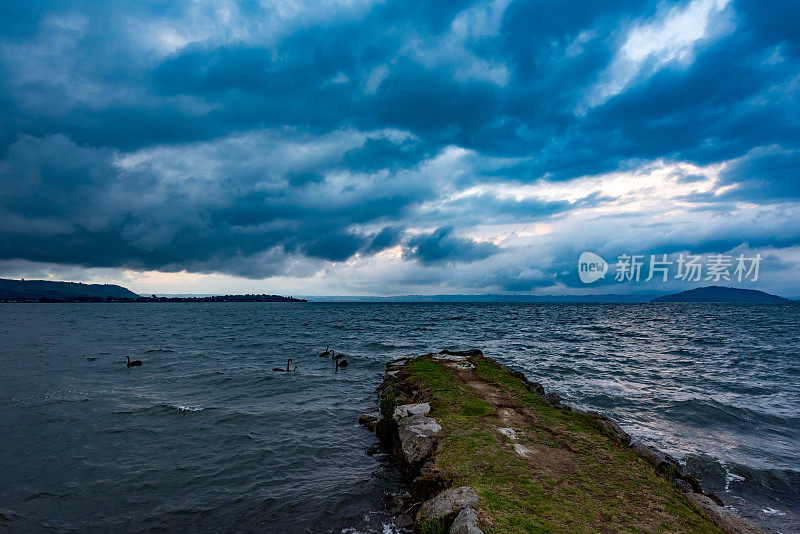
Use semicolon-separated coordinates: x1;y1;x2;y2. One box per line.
0;303;798;533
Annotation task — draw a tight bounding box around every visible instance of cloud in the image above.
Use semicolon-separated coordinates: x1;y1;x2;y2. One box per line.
403;0;512;86
0;130;434;275
341;135;429;172
364;226;405;254
406;226;500;264
585;0;735;109
0;0;799;294
718;145;800;200
304;232;368;261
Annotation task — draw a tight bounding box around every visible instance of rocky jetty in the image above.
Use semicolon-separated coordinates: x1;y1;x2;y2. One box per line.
360;349;764;534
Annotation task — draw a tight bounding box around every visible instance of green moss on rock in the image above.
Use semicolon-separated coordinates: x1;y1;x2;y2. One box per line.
392;354;726;534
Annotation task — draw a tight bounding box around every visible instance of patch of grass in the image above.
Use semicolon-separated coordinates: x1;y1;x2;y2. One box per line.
380;385;398;420
402;355;725;534
459;396;495;417
419;514;445;534
408;358;460;398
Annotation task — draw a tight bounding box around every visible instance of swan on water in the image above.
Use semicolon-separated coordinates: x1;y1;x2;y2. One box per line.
272;358;296;372
334;353;348;368
126;356;142;367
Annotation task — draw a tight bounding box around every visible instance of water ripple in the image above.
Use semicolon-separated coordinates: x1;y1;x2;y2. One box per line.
0;302;797;532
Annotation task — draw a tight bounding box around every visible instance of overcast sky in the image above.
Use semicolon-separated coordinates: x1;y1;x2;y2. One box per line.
0;0;798;296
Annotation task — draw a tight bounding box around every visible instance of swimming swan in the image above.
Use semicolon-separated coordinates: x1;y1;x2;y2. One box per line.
126;356;142;367
272;358;296;372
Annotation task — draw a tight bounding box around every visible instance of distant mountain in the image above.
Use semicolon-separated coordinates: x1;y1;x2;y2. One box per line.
0;278;306;303
0;278;140;302
302;293;663;303
135;294;306;302
651;286;790;303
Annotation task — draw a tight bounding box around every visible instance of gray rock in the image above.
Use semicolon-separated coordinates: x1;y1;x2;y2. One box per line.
685;493;765;534
358;412;381;432
676;478;694;494
418;486;479;524
386;358;409;370
448;507;483;534
394;512;414;529
439;349;483;357
527;381;545;396
543;391;563;407
591;413;631;445
630;441;682;473
385;491;411;515
358;412;379;426
497;365;546;396
394;402;431;420
397;414;441;465
418;459;434;477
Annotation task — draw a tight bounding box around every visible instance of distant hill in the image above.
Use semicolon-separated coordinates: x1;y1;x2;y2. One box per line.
651;286;790;303
0;278;306;303
302;293;663;303
135;294;306;302
0;278;140;302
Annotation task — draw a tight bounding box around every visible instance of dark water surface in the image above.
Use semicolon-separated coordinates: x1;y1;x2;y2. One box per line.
0;303;798;533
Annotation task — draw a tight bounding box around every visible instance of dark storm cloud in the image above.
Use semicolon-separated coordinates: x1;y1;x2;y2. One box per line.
718;146;800;200
0;133;428;276
0;1;795;161
303;232;368;261
0;0;799;287
406;227;499;264
427;193;581;226
132;0;797;181
342;137;429;173
364;226;406;255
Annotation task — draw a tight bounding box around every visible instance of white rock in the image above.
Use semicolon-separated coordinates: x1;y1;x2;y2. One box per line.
449;507;483;534
418;486;480;523
513;443;532;457
396;413;441;465
498;427;517;440
394;402;431;420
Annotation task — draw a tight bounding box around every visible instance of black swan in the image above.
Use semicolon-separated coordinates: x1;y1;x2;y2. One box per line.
334;353;349;368
319;346;333;357
126;356;142;367
272;358;295;372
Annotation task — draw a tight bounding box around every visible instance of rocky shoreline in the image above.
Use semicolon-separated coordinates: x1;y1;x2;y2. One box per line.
359;349;764;534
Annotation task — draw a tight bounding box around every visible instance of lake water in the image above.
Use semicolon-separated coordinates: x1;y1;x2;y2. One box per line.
0;303;798;533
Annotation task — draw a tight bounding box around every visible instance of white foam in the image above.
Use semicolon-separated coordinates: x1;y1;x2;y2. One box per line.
762;507;786;516
724;472;744;491
340;523;402;534
720;461;745;492
176;405;203;412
